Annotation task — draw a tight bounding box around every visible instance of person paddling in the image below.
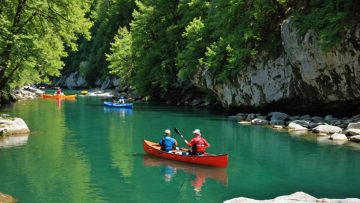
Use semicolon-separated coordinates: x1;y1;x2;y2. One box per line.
118;96;125;104
54;87;64;95
159;129;178;152
185;129;210;155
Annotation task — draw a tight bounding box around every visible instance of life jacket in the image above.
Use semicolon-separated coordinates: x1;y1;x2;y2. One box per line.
190;137;207;153
160;136;175;152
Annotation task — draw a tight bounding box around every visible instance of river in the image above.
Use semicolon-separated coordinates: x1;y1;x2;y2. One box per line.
0;96;360;202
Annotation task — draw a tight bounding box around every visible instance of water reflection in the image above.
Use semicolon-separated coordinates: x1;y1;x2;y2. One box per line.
103;107;133;117
42;97;76;108
143;156;228;192
0;134;29;148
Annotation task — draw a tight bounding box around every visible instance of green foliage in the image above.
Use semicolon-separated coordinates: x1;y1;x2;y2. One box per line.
106;0;359;99
64;0;135;84
125;0;183;96
0;0;93;92
106;27;134;80
176;17;206;79
292;0;360;51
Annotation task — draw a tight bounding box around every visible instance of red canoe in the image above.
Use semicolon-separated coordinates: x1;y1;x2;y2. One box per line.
143;140;228;168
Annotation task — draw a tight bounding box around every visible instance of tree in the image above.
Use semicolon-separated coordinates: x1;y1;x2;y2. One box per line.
64;0;135;85
0;0;93;94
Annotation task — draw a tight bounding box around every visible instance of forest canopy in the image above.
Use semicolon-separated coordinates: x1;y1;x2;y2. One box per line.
0;0;93;98
106;0;359;99
1;0;359;101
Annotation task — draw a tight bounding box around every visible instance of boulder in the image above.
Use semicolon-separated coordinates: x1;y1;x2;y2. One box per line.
324;115;336;122
329;133;348;141
268;112;289;121
300;115;311;120
345;129;360;137
246;113;257;121
223;191;360;203
311;116;323;123
0;118;30;135
251;119;269;125
350;135;360;143
289;115;300;121
347;122;360;129
337;124;348;129
287;122;308;131
312;125;342;134
290;120;310;128
270;120;284;126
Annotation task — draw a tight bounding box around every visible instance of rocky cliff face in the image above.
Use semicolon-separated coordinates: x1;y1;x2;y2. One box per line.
194;19;360;112
54;72;123;90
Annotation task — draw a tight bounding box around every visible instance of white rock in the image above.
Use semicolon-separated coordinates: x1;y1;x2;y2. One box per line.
312;125;342;134
0;118;30;135
345;129;360;136
290;120;310;128
329;133;348;140
223;192;360;203
350;135;360;143
287;122;308;131
347;122;360;129
251;119;269;125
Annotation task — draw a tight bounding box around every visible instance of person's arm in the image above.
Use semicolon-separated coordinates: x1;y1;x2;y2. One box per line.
185;138;193;147
174;139;178;146
203;138;210;147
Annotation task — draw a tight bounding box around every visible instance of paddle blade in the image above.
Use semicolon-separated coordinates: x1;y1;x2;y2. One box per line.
174;128;181;135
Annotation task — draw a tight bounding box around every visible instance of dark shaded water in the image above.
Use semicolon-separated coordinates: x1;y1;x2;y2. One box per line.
0;97;360;202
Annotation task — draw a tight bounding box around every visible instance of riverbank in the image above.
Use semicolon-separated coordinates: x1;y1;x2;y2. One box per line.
229;112;360;145
224;192;360;203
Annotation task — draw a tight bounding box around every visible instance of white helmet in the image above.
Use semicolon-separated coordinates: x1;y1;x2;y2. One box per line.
164;129;171;135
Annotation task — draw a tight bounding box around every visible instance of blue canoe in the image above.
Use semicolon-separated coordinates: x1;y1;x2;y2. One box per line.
103;101;133;109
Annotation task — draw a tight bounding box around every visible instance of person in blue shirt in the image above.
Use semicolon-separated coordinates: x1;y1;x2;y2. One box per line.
159;129;178;152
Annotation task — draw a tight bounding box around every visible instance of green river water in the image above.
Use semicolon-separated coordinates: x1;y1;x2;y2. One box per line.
0;96;360;203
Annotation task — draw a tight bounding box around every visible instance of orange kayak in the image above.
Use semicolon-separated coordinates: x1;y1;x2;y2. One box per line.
143;140;228;168
42;94;77;99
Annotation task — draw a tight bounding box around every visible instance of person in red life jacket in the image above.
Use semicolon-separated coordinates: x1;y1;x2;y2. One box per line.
185;129;210;155
54;87;63;95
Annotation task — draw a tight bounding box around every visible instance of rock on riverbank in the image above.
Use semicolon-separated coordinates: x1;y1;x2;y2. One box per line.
230;112;360;145
0;115;30;136
0;192;18;203
11;85;44;100
224;192;360;203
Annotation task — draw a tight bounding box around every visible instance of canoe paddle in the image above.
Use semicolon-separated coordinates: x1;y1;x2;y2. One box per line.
174;128;188;143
